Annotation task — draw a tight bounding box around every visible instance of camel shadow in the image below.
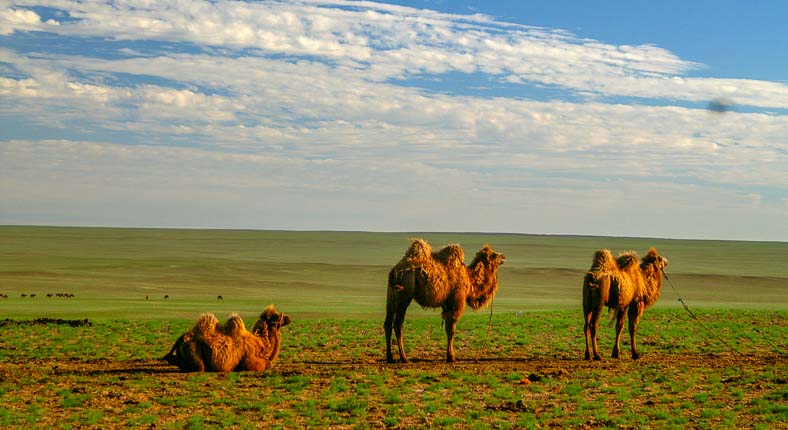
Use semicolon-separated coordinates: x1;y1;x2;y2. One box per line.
53;360;182;376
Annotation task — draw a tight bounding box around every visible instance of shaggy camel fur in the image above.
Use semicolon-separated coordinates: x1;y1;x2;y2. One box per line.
164;305;291;372
583;248;668;360
385;238;506;363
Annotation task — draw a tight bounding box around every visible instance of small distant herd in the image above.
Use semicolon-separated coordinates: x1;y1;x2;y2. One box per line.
161;238;670;373
2;292;75;298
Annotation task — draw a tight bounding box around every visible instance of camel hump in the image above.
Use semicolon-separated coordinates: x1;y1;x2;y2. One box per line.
616;252;639;269
590;249;616;273
404;238;433;262
193;313;220;335
434;243;464;265
221;313;247;337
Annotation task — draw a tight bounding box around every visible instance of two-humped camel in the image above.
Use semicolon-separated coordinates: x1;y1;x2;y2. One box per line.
385;238;506;363
583;248;668;360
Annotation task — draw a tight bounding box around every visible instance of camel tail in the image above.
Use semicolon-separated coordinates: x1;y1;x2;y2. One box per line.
163;333;185;364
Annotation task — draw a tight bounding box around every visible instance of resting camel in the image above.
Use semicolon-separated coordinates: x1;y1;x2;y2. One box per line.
385;238;506;363
583;248;668;360
163;305;291;372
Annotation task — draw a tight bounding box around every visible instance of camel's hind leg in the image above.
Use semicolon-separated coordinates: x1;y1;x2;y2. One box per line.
628;302;645;359
611;308;626;359
583;305;603;361
385;270;414;363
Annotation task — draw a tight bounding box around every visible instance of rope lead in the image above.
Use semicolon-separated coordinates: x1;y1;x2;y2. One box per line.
662;269;749;359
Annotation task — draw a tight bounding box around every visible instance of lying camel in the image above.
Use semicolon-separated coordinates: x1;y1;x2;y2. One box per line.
164;305;291;372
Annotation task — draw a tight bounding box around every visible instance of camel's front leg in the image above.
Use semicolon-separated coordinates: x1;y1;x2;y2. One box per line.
628;302;645;359
611;308;626;359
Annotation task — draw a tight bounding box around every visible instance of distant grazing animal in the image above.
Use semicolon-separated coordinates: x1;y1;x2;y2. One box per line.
164;295;169;299
583;248;668;360
385;238;505;363
47;293;53;298
163;305;291;372
0;294;7;299
21;294;27;298
30;294;36;298
217;295;223;300
145;295;149;300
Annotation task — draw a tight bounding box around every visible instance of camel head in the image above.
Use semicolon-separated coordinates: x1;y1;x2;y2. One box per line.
256;305;292;333
641;248;668;272
469;245;506;272
466;245;506;310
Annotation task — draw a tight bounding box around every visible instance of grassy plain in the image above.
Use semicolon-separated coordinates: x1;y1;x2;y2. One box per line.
0;310;785;428
1;226;786;319
0;226;786;428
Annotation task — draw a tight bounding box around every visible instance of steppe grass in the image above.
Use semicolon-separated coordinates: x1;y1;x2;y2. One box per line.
0;309;785;428
0;226;786;427
2;226;787;320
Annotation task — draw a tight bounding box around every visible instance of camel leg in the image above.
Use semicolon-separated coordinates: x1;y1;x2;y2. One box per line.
612;308;626;359
584;306;603;361
628;302;645;359
583;309;593;360
590;307;603;360
384;293;397;363
387;270;415;363
386;270;413;363
393;298;412;363
444;316;459;363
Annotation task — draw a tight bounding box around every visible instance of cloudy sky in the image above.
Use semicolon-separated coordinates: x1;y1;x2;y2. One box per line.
1;0;786;241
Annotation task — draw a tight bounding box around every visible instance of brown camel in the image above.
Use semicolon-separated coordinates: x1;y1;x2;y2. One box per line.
163;305;291;372
583;248;668;360
385;238;506;363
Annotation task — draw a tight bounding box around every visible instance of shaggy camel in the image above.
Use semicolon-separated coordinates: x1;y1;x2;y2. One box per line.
385;238;506;363
163;305;291;372
583;248;668;360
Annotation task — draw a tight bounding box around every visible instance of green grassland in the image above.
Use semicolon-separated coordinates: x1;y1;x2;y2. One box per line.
0;226;786;428
1;226;786;320
0;310;785;428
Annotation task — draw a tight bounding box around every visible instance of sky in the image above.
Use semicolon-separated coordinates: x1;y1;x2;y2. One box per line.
1;0;786;241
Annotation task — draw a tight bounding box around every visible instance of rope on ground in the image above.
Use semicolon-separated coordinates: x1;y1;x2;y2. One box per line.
662;269;749;359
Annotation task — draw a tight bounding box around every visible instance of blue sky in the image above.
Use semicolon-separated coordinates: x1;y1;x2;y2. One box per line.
1;0;786;241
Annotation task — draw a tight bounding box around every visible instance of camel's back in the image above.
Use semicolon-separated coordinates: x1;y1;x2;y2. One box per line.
391;239;471;308
611;252;644;307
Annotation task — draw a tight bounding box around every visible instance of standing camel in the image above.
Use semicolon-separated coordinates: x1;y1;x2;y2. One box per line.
385;238;505;363
583;248;668;360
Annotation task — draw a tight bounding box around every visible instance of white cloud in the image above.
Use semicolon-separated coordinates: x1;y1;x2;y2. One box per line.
0;1;786;239
5;0;786;108
0;6;58;35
